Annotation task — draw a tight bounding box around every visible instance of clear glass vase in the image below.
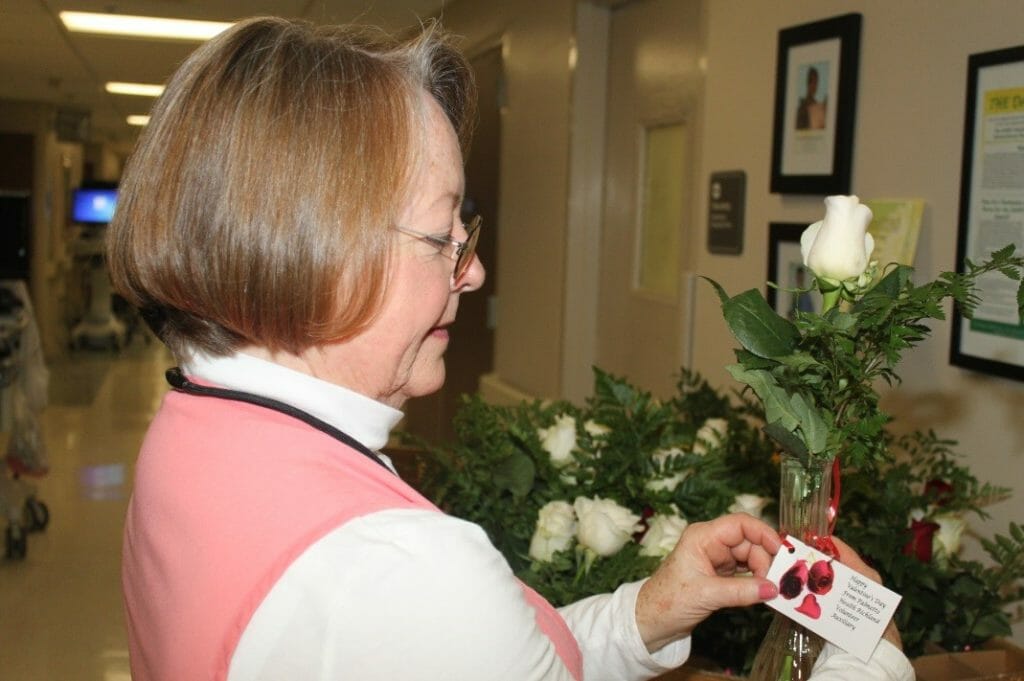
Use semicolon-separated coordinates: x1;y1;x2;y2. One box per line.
747;454;835;681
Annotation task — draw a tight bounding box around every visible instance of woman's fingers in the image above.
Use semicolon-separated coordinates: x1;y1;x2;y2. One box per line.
692;514;782;575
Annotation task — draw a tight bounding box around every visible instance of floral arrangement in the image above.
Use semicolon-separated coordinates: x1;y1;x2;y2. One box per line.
703;194;1024;667
837;430;1024;656
417;196;1024;672
420;368;778;608
416;369;1024;671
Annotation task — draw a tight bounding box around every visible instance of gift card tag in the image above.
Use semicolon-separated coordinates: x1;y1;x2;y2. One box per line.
765;536;902;662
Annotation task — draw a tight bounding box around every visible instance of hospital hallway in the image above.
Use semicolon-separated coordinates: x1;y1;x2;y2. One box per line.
0;334;172;680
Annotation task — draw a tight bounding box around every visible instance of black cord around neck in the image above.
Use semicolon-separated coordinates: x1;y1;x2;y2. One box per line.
165;367;393;474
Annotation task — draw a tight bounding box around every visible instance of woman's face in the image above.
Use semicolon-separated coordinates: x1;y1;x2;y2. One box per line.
296;94;485;407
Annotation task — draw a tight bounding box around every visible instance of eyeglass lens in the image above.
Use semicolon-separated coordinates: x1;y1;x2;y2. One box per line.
455;216;482;280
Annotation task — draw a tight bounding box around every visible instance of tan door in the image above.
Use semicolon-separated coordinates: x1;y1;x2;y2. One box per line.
597;0;703;398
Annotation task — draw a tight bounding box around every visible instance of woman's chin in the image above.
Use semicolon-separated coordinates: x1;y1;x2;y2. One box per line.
396;365;447;405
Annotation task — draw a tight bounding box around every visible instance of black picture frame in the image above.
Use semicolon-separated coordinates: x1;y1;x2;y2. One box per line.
770;13;861;195
767;222;820;318
949;44;1024;382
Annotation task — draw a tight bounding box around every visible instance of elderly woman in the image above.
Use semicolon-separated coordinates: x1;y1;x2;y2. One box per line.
108;17;912;681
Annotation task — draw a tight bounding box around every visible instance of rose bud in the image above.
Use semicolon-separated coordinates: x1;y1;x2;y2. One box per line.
779;560;809;599
800;195;875;284
807;559;834;595
795;593;822;619
902;519;940;563
925;479;955;506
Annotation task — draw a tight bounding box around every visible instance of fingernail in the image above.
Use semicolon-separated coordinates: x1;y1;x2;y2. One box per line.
758;582;779;600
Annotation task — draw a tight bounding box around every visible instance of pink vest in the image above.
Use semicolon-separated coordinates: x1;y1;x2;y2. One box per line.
122;388;583;680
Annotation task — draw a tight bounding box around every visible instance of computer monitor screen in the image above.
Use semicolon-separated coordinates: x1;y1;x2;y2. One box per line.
72;187;118;224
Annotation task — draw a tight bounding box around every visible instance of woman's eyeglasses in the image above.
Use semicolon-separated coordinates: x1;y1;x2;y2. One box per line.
393;215;482;282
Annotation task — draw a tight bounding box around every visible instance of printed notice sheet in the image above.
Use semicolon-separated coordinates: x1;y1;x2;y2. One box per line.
864;198;923;269
958;61;1024;364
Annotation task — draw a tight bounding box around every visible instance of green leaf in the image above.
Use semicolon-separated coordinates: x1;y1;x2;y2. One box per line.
763;421;808;461
722;289;799;358
790;393;828;454
1017;280;1024;321
702;276;732;305
970;612;1012;640
492;452;536;498
870;264;912;301
726;365;799;431
774;351;822;371
828;311;858;333
949;574;985;599
734;349;779;370
991;243;1017;261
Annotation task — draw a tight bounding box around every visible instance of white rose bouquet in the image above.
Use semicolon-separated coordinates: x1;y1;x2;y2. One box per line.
420;367;777;609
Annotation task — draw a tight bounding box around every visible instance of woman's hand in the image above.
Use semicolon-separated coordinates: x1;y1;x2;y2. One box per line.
635;513;782;653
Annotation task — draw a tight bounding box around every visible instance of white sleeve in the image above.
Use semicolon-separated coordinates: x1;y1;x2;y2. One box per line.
811;640;915;681
228;509;575;681
558;580;691;681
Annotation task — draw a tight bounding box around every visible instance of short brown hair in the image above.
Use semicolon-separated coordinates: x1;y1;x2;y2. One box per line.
107;17;476;359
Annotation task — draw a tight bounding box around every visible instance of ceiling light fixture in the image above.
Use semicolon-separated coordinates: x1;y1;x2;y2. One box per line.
106;82;165;97
59;11;232;41
127;115;151;126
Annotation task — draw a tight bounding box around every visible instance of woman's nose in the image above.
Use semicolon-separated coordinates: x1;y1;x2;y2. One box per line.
454;253;485;292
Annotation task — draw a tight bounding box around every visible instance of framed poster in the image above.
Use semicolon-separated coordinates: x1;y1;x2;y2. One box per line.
767;222;820;318
950;45;1024;381
770;13;861;195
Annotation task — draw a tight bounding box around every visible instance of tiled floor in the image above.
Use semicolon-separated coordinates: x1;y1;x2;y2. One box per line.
0;336;172;680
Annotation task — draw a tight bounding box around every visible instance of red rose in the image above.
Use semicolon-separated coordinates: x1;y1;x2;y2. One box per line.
924;479;954;506
902;519;940;562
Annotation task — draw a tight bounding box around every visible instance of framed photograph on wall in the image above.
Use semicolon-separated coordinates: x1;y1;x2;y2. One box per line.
770;13;861;195
767;222;820;319
950;44;1024;382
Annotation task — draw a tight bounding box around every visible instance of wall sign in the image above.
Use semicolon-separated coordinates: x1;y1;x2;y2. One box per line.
707;170;746;255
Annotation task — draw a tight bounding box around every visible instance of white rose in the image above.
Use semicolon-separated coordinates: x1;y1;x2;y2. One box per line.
574;496;642;557
693;418;728;455
640;511;689;558
729;493;771;520
932;513;967;560
646;447;689;492
800;195;875;283
538;414;577;468
583;420;611;438
528;500;577;562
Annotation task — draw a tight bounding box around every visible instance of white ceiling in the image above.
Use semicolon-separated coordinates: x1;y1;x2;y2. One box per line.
0;0;446;146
